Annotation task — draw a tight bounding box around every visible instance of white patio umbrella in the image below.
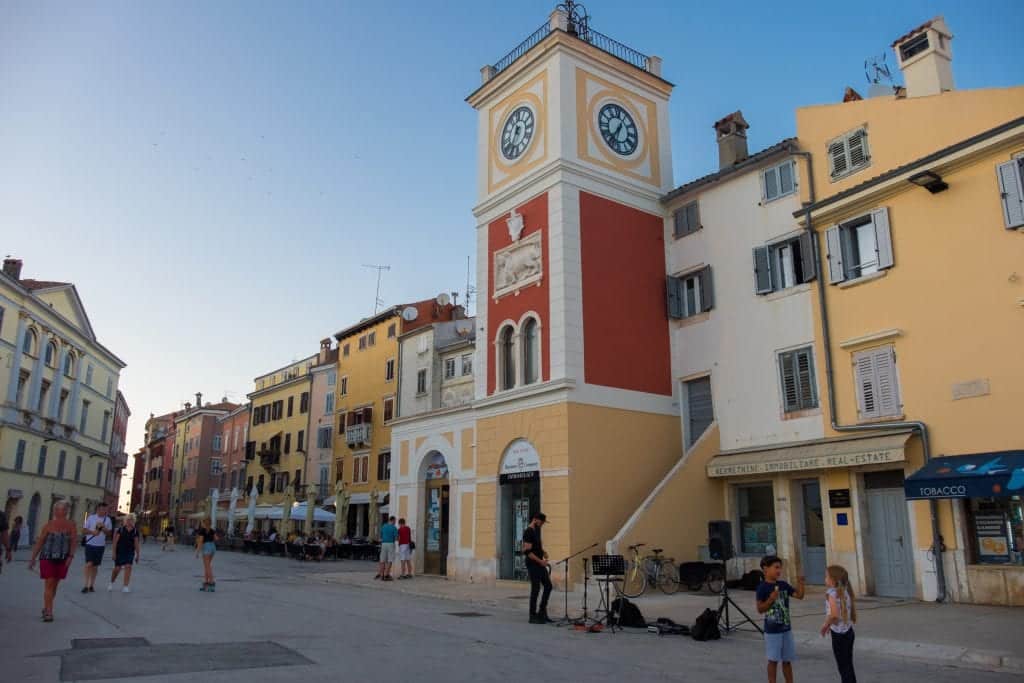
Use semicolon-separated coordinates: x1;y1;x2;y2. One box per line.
245;484;258;535
210;488;219;530
227;487;239;535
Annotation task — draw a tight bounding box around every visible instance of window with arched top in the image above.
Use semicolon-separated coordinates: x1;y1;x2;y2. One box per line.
522;318;540;385
63;352;74;377
45;342;57;367
23;329;36;355
500;326;516;391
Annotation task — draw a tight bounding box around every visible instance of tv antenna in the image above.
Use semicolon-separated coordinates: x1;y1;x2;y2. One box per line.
464;256;476;314
362;264;390;314
864;53;894;86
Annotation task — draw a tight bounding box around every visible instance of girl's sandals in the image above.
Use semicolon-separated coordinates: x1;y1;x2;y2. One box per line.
42;610;54;622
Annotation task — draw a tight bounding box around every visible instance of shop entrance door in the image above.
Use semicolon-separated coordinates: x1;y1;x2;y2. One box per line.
866;474;915;597
423;482;449;575
799;481;826;584
499;478;540;580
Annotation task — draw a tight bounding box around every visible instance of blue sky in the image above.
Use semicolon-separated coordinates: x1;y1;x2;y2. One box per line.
2;1;1021;502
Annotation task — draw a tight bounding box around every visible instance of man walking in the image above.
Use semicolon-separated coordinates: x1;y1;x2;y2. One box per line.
522;511;552;624
81;502;112;593
376;516;398;581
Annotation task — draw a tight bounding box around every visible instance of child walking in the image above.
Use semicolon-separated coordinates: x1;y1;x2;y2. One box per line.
820;565;857;683
756;555;805;683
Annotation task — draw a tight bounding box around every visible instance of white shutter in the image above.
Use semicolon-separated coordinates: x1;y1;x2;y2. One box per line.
853;350;878;419
997;159;1024;229
829;140;848;178
825;226;845;283
873;346;901;417
872;207;894;269
848;129;868;169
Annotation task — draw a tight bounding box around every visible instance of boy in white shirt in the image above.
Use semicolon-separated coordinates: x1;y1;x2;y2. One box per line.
81;502;112;593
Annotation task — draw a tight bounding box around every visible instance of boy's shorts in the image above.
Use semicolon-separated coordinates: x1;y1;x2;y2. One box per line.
764;630;796;662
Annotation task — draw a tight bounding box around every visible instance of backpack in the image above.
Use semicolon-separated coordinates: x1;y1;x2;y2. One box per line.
610;597;646;628
691;608;721;641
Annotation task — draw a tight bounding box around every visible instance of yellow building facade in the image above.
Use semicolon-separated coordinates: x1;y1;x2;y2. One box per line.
795;71;1024;604
0;259;126;542
248;356;316;511
332;310;402;538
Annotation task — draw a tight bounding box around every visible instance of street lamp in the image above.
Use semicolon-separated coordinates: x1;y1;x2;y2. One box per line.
907;169;949;194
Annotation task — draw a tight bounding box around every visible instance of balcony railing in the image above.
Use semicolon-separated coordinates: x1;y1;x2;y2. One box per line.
259;449;281;469
110;452;128;470
345;423;372;447
491;19;651;77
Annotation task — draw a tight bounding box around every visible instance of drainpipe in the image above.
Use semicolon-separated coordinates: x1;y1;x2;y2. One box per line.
794;151;946;602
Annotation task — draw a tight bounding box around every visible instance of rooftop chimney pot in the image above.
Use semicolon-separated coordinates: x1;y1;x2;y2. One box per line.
195;392;202;408
3;258;23;280
893;16;954;98
713;111;750;170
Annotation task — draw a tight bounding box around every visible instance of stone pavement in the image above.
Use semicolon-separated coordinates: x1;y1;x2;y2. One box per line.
320;564;1024;675
1;545;1020;682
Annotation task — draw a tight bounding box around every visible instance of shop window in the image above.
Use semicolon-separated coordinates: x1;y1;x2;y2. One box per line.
965;496;1023;565
737;484;776;555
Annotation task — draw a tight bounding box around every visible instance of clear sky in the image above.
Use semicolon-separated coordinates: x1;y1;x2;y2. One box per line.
2;1;1022;507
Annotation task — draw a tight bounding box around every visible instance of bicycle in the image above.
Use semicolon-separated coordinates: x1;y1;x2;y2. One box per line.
617;543;680;597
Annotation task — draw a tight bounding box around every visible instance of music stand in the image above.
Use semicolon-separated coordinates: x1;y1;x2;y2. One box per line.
591;554;625;633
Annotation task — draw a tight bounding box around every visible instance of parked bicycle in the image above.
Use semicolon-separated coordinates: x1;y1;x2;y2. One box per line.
617;543;680;597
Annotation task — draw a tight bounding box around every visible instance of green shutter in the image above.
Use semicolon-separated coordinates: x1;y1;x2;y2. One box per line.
698;266;714;312
753;246;773;294
798;232;817;282
667;276;684;319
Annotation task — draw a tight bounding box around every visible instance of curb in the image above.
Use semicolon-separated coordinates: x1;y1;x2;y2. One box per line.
792;631;1019;674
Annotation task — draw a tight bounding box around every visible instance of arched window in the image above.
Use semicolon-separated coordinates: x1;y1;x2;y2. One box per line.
63;352;74;377
45;342;57;367
23;328;36;355
522;318;540;385
500;326;516;391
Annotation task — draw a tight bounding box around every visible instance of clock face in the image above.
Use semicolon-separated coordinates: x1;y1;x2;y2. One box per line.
500;106;535;161
598;103;639;156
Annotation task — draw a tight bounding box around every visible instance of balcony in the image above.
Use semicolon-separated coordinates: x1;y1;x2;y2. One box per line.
259;449;281;469
345;423;372;447
110;451;128;470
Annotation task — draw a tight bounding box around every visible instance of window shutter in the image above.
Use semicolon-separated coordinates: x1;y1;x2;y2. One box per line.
698;266;714;311
798;231;817;282
848;129;868;169
796;349;816;409
825;226;845;283
779;160;795;195
673;208;686;237
666;276;684;319
779;352;799;412
872;207;894;270
686;202;700;234
828;140;848;178
853;350;878;419
685;378;714;448
997;159;1024;229
763;167;779;201
364;405;373;423
753;246;773;294
873;346;901;417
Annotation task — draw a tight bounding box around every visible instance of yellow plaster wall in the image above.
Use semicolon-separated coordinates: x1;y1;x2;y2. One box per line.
460;491;474;550
613;424;723;565
399;441;409;477
248;377;312;505
822;469;856;553
567;403;682;579
474;482;497;558
460;428;474;471
398;494;408;522
797;86;1024;197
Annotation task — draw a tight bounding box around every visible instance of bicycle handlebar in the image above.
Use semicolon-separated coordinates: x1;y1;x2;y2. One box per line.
627;543;646;551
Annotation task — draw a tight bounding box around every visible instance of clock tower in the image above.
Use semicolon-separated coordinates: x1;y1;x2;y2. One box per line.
465;3;681;583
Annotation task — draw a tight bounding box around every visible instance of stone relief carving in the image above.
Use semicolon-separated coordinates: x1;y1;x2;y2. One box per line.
493;231;542;300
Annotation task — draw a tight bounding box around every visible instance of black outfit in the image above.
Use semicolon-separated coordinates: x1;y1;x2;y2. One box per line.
0;511;7;572
196;527;216;544
522;525;552;619
830;629;856;683
115;527;139;566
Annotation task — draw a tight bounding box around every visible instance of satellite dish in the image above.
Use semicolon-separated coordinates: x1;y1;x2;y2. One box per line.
436;292;450;306
401;306;419;321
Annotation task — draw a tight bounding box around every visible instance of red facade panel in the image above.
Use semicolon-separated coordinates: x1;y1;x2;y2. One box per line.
487;192;550;395
579;191;672;396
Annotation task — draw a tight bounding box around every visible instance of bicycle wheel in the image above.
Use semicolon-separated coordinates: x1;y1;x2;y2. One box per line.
657;560;681;595
618;559;646;598
706;565;725;594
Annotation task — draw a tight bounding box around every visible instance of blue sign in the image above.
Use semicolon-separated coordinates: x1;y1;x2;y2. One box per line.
836;513;849;526
904;451;1024;500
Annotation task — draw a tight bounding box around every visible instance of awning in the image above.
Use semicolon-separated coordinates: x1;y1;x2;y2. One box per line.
905;451;1024;500
707;431;913;478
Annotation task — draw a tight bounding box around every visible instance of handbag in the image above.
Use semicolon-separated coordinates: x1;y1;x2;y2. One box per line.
409;541;416;551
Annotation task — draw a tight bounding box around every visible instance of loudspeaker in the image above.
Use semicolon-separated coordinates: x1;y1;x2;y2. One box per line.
708;520;733;561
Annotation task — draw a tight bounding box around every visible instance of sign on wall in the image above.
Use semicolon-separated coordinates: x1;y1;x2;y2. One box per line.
499;439;540;484
828;489;852;508
974;513;1011;564
708;448;904;478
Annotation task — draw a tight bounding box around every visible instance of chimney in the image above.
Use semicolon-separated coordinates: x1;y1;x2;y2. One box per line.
713;111;750;170
319;338;332;363
195;392;202;408
2;258;23;280
184;402;192;411
893;17;953;98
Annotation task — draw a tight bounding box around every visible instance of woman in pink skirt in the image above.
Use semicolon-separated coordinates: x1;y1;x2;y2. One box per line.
28;500;78;622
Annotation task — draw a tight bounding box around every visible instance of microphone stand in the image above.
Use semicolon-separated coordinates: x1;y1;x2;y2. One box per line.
553;542;599;627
